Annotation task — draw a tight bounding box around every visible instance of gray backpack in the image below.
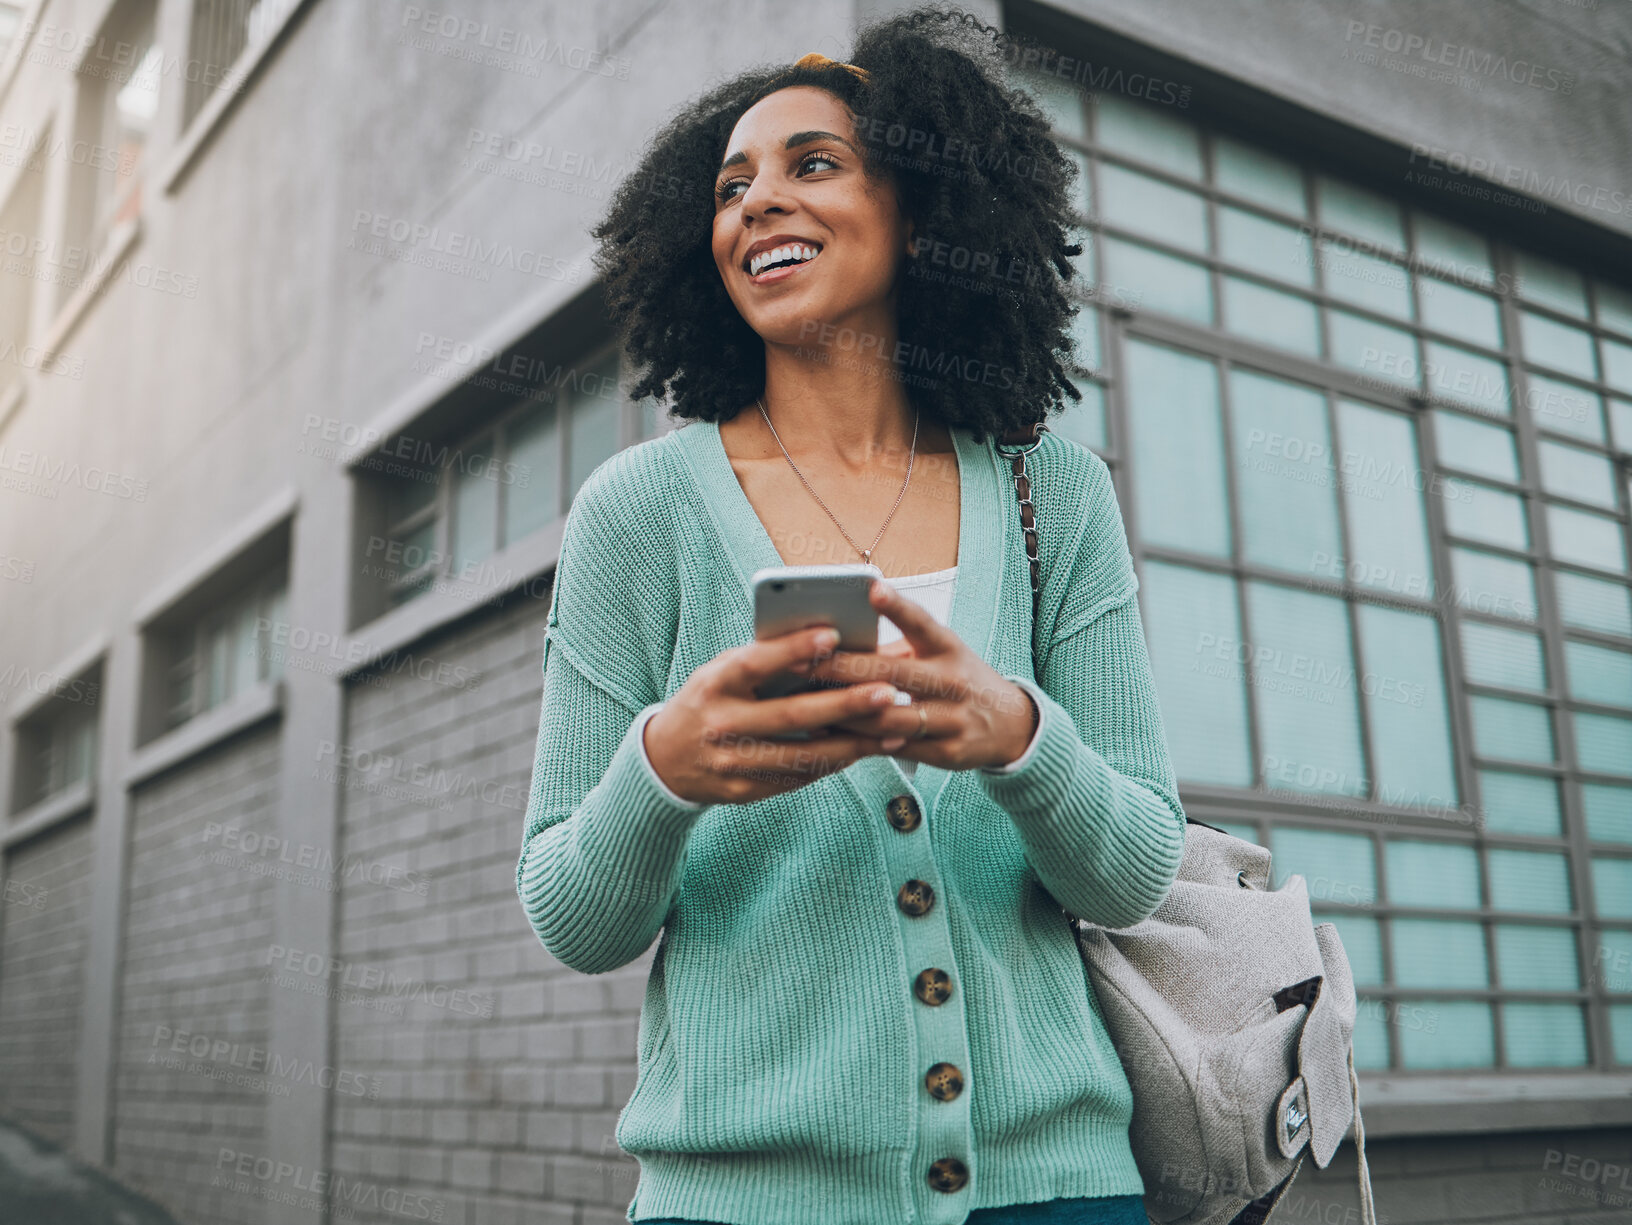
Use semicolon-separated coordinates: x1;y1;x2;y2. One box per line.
998;428;1377;1225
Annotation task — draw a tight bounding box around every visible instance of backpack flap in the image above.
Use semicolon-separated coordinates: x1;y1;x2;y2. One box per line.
1296;922;1359;1168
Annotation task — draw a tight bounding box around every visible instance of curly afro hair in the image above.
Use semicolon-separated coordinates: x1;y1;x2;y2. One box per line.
589;5;1090;442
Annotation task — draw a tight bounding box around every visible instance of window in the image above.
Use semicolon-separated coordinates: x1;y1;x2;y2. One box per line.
10;669;101;813
162;577;287;732
65;0;160;300
182;0;282;129
0;124;46;401
364;345;638;613
1021;68;1632;1073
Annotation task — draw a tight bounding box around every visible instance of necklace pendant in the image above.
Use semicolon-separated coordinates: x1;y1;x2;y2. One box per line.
860;549;871;562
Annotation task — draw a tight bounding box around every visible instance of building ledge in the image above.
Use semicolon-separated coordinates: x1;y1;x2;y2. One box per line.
38;218;141;358
125;680;283;788
3;781;94;849
1357;1072;1632;1138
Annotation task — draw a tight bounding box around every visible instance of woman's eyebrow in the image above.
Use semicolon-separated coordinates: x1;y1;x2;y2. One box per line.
717;130;860;175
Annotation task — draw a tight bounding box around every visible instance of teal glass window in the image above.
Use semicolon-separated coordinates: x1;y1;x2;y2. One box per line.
1102;237;1213;325
1412;213;1493;286
1139;562;1253;787
1432;411;1518;482
1352;1003;1391;1069
1597;930;1632;990
1247;582;1366;798
1469;695;1555;764
1219;206;1314;285
1495;925;1579;990
1584;784;1632;844
1056;379;1107;454
1503;1003;1588;1067
1442;479;1528;550
1602;339;1632;395
1611;400;1632;454
1520;310;1599;381
1213;135;1305;215
1355;603;1457;812
1513;249;1589;318
1069;302;1101;372
1449;548;1538;621
1337;402;1434;601
1546;504;1626;574
1555;570;1632;637
1316;176;1404;252
1229;370;1340;576
1398;1002;1494;1068
1615;1008;1632;1064
1320;914;1383;985
504;402;560;545
1424;341;1511;416
1592;858;1632;918
1537;440;1617;508
1021;71;1088;141
1488;849;1573;914
1094;93;1201;178
1526;372;1604;443
1222;278;1321;356
450;437;498;572
1099;164;1208;252
1599;281;1632;335
1386;839;1481;909
1391;918;1487;988
1271;827;1377;904
1330;312;1419;386
1323;246;1413;319
1418;278;1502;348
1565;641;1632;708
1478;770;1562;837
1574;712;1632;777
1461;621;1546;691
1124;340;1228;554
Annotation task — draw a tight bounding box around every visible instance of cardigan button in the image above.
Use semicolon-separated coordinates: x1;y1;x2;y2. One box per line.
914;967;952;1006
927;1156;968;1193
897;879;935;916
925;1062;964;1101
885;794;921;832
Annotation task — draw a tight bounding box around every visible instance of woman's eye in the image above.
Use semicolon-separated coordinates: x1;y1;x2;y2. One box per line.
715;153;840;202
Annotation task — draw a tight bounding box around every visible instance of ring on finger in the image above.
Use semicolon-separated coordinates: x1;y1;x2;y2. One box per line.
912;703;930;740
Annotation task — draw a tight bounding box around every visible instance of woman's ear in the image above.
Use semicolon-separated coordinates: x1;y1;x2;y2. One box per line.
903;216;916;259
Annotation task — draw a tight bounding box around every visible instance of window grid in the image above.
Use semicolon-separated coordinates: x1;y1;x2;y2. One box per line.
1026;70;1632;1072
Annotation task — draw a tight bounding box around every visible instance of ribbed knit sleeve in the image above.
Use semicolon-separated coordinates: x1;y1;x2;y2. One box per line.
976;444;1187;930
515;458;710;975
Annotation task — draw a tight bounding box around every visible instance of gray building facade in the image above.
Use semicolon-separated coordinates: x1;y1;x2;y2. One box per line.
1;0;1630;1222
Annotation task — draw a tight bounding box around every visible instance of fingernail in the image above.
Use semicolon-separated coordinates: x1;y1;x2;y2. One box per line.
881;737;906;751
872;685;897;705
892;689;913;706
818;628;840;647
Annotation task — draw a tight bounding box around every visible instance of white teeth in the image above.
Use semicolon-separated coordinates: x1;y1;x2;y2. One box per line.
749;243;819;275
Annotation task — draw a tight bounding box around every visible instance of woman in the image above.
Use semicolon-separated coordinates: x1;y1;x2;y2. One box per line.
516;8;1188;1223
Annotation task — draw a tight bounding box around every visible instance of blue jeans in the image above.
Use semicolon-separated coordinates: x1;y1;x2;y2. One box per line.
640;1193;1147;1224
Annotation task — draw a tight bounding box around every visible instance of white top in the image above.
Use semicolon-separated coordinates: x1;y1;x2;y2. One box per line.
637;563;1043;806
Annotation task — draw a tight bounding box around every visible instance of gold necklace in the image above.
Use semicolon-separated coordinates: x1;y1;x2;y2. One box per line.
755;396;919;564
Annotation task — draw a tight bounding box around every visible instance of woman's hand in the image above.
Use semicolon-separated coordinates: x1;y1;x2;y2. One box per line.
643;623;908;806
815;579;1039;770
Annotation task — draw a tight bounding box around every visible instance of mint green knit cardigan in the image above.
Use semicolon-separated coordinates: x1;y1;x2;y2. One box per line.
517;419;1188;1225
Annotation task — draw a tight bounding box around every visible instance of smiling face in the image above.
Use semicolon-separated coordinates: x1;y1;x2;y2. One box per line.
711;85;914;348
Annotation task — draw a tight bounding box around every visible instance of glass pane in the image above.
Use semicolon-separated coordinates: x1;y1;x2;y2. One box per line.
1221;278;1320;356
1066;148;1092;218
1213;135;1305;215
385;467;438;522
1094;93;1200;178
1020;71;1087;140
1442;479;1528;549
1098;164;1207;252
1270;827;1377;904
1519;310;1598;380
1337;401;1434;602
1218;207;1313;285
1424;341;1511;416
1449;547;1537;621
1479;770;1561;836
1072;227;1096;286
230;600;259;699
1055;379;1107;453
1418;278;1501;348
1247;583;1366;798
1386;839;1481;909
1398;1001;1493;1068
1212;821;1260;844
1537;440;1617;508
1565;641;1632;707
1612;401;1632;455
1513;249;1588;318
1329;311;1418;387
1599;281;1632;336
1488;848;1573;914
1433;411;1518;482
1592;858;1632;918
1413;213;1493;287
1391;918;1487;988
1460;621;1545;691
1352;1002;1391;1069
1546;504;1626;573
450;446;498;572
1230;370;1340;576
1575;712;1632;777
503;402;560;546
1584;784;1632;844
1068;302;1101;372
1124;340;1228;554
1469;695;1554;764
1555;569;1631;636
1102;238;1213;325
1597;930;1632;990
1503;1003;1588;1067
1611;1006;1632;1063
1320;913;1383;985
1317;176;1404;251
1323;246;1412;319
1526;372;1604;443
1600;339;1632;395
567;365;621;501
1495;925;1579;990
1356;604;1458;813
1139;562;1253;786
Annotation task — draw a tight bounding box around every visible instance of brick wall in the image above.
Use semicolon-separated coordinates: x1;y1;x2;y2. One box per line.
325;591;649;1225
0;812;95;1147
112;725;280;1225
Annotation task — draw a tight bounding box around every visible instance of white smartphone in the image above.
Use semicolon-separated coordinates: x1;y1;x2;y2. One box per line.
751;563;882;704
